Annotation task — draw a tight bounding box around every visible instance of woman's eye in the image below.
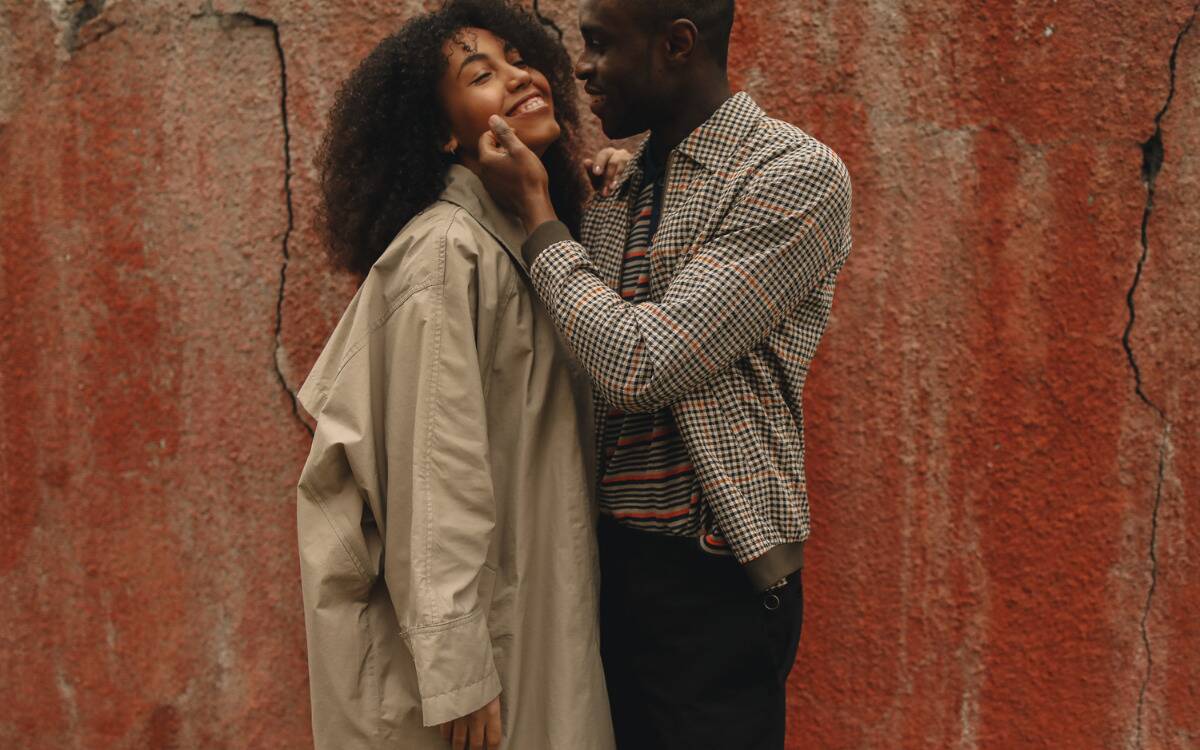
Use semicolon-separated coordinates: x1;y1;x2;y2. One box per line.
513;59;529;68
471;71;492;85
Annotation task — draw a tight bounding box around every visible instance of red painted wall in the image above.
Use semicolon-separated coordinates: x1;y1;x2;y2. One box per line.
2;1;1196;747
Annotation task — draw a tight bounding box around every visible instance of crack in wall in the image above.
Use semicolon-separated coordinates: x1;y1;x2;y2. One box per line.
532;0;564;41
250;12;316;438
195;7;313;437
1125;5;1195;747
74;18;121;51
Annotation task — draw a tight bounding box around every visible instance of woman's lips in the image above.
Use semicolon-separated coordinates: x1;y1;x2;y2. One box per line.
507;95;549;117
588;94;606;115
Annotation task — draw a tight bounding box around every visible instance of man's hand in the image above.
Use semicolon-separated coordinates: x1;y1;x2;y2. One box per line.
438;695;501;750
478;115;557;233
584;147;633;197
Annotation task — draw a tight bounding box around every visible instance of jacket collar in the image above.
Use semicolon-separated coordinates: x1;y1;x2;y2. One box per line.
438;164;529;271
612;91;764;194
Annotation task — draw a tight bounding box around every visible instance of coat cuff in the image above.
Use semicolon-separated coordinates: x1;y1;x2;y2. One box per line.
521;220;573;268
403;610;501;726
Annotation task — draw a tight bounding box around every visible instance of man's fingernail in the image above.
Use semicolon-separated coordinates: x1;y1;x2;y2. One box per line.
594;164;603;174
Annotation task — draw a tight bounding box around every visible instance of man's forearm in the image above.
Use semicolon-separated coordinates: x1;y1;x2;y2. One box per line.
518;191;558;237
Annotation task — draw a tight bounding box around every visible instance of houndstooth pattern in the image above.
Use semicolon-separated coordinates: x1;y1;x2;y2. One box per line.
530;93;852;565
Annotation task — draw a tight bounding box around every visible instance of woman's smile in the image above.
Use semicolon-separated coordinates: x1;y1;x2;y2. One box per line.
507;92;550;117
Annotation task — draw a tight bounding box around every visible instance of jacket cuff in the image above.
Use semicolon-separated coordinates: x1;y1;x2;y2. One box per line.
521;220;573;267
403;610;501;727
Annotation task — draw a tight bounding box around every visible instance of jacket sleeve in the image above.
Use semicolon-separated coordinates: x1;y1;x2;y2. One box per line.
525;144;852;413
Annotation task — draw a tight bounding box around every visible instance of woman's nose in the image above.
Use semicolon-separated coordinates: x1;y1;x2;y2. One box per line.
508;65;533;89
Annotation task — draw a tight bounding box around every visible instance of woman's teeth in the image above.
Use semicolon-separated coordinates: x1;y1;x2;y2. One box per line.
513;96;547;115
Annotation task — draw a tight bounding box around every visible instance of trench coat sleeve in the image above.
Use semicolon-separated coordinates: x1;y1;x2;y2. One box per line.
297;223;502;737
389;237;503;726
297;353;389;749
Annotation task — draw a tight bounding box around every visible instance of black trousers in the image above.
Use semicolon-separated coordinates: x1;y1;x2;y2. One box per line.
598;517;804;750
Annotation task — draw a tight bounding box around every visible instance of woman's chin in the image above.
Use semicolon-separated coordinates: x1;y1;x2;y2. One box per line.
516;120;561;157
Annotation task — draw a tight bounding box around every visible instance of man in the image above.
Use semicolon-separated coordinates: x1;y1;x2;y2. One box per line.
479;0;852;747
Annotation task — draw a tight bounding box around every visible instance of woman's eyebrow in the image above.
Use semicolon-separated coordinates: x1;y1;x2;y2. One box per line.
457;52;491;76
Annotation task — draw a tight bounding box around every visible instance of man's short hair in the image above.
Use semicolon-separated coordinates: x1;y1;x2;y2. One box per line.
638;0;736;66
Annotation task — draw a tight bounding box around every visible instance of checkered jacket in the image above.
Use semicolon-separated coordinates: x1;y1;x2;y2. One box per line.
526;93;852;583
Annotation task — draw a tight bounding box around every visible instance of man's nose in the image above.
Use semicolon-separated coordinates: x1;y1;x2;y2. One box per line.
574;54;593;81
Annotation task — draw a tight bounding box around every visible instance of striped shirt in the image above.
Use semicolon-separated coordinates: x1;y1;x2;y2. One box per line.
520;93;852;588
598;150;704;535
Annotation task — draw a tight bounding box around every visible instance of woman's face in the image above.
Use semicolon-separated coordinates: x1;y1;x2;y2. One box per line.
438;27;560;163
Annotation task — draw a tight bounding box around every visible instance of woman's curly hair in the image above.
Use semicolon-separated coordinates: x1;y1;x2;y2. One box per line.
315;0;588;277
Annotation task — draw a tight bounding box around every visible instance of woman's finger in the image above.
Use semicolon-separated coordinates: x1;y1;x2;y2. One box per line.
486;700;502;749
594;147;614;173
439;722;451;741
452;719;468;750
584;158;604;189
469;711;487;750
605;159;622;195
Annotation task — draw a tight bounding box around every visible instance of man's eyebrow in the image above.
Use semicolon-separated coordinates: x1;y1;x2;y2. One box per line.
457;52;490;76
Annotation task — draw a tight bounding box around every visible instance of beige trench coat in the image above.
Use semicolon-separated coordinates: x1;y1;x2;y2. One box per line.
296;165;615;750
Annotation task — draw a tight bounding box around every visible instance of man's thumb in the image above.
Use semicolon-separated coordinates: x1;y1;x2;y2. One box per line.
489;115;521;148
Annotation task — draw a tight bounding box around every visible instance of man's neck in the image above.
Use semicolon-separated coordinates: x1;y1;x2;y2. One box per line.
648;77;733;162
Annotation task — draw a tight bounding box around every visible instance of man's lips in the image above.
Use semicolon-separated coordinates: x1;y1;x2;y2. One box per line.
587;90;606;113
506;92;549;117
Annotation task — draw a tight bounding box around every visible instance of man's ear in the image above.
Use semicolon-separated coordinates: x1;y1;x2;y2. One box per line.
442;135;460;155
663;18;699;64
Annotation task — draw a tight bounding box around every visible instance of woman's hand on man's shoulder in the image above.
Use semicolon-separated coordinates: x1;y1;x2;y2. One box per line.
584;147;633;197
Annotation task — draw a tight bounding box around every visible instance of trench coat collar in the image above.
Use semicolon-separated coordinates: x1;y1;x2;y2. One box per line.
439;164;529;272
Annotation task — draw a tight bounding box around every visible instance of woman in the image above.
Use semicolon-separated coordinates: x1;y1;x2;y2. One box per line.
297;2;621;748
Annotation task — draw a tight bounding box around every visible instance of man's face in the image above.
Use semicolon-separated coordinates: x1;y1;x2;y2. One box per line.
575;0;660;139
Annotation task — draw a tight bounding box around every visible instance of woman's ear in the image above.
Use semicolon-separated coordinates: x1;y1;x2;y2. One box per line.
442;136;459;155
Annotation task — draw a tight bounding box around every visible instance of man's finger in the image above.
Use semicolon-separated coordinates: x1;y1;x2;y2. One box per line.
478;130;506;160
440;722;451;741
488;114;525;152
452;719;468;750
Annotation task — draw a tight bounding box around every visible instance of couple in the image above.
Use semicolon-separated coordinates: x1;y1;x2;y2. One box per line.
296;0;852;748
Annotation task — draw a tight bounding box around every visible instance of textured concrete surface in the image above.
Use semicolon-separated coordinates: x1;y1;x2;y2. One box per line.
1;1;1197;748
